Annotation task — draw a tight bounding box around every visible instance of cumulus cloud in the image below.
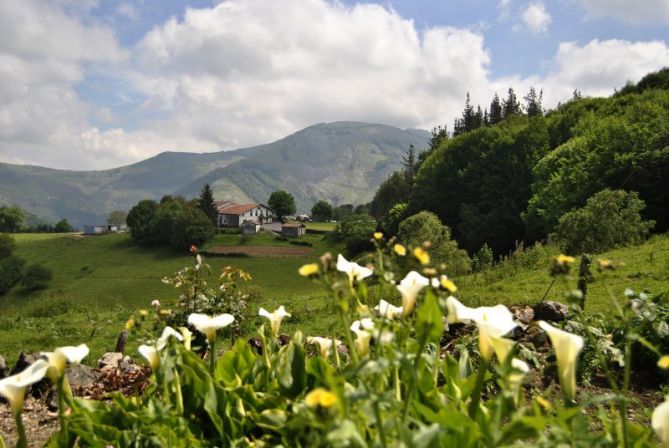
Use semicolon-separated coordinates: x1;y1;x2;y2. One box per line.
521;2;551;33
0;0;668;170
578;0;669;25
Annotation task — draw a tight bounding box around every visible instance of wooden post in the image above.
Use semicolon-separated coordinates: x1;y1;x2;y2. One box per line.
577;254;592;310
114;330;129;354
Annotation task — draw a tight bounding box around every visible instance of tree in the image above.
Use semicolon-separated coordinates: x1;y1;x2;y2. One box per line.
54;219;74;233
198;184;218;225
524;87;543;117
107;210;127;227
335;214;377;255
381;202;408;236
21;264;53;291
554;189;655;254
0;234;16;258
268;190;296;221
311;201;334;222
170;205;215;249
0;254;24;295
397;211;471;275
489;93;503;125
334;204;354;221
502;88;522;118
0;206;24;233
370;172;409;219
127;199;158;244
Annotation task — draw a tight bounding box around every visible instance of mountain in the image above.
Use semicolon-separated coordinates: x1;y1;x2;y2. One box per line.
0;122;429;226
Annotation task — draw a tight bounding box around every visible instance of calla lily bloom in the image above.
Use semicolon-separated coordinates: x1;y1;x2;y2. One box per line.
374;299;404;320
446;297;517;362
157;326;184;350
179;327;193;351
538;321;584;401
0;360;49;413
336;254;373;284
259;306;291;336
307;336;342;358
397;271;430;316
188;313;235;341
42;344;89;379
350;318;375;356
653;396;669;447
138;345;160;370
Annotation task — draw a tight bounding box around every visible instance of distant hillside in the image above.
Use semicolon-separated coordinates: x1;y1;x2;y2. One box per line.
0;122;429;226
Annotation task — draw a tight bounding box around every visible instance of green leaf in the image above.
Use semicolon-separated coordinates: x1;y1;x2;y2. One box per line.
326;420;366;448
277;342;307;398
411;423;443;448
416;289;443;344
256;409;288;431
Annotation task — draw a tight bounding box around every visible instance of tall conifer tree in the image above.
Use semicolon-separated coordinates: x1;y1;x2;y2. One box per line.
198;183;218;225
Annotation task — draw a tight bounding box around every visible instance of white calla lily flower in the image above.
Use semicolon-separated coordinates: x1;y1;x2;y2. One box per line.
138;345;160;370
336;254;373;284
653;396;669;447
179;326;193;351
0;360;49;413
538;321;584;401
157;326;184;350
307;336;342;358
259;306;291;336
42;344;90;378
374;299;404;320
350;318;375;356
188;313;235;341
446;297;517;362
396;271;430;316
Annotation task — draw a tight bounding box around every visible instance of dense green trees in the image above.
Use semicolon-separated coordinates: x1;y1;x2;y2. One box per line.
198;184;218;225
311;200;334;221
268;190;296;221
0;234;24;294
0;206;24;233
127;196;214;249
107;210;127;227
334;214;377;255
54;219;74;233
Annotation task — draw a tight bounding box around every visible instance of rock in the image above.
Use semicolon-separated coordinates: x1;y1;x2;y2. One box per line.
526;324;548;348
0;354;6;379
533;301;569;323
98;352;140;374
114;330;129;353
512;306;535;325
66;364;100;390
10;351;40;375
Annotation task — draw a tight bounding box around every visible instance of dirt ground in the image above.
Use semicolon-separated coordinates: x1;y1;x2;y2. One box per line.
207;245;312;257
0;398;59;447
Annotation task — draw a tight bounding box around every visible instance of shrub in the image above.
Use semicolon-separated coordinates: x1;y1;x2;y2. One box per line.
472;243;494;272
554;189;655;254
54;219;74;233
334;213;376;255
20;263;53;291
0;255;25;294
170;206;215;249
0;233;16;258
397;211;471;275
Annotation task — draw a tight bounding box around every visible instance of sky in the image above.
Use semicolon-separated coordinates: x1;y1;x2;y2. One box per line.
0;0;668;170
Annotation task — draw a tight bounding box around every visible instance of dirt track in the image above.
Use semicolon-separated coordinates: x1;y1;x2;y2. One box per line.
206;245;312;257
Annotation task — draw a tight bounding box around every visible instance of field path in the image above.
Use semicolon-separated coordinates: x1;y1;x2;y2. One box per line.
206;245;312;257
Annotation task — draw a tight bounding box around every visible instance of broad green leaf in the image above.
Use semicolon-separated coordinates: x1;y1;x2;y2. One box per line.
277;342;307;398
416;289;443;344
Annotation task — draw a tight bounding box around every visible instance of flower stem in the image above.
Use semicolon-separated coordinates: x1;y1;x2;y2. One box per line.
14;411;27;448
372;396;388;448
468;357;489;419
209;337;216;374
402;333;427;422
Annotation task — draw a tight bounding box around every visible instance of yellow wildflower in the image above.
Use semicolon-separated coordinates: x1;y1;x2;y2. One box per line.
305;388;337;409
440;276;458;293
393;244;407;256
139;309;148;318
413;247;430;265
555;254;575;266
298;263;320;277
125;318;135;330
373;232;383;240
535;396;553;412
658;355;669;370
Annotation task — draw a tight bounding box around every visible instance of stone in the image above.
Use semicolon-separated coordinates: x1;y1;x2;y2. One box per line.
66;364;100;391
513;306;535;325
533;301;569;323
10;351;40;375
98;352;140;374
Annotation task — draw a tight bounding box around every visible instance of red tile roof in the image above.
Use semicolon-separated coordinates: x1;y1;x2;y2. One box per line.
218;203;259;215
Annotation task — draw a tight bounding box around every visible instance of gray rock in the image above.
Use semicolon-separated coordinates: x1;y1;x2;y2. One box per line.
98;352;140;374
66;364;100;390
514;306;535;325
533;301;569;323
10;351;40;375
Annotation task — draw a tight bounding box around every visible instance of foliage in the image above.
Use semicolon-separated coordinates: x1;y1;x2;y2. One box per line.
310;200;333;222
333;204;354;221
268;190;296;221
370;171;410;219
106;210;127;227
0;206;24;233
381;202;408;236
127;199;159;243
170;206;215;249
198;184;218;225
397;211;471;275
20;263;53;291
472;243;494;272
0;255;24;295
0;233;17;258
333;213;377;255
54;219;74;233
554;189;655;254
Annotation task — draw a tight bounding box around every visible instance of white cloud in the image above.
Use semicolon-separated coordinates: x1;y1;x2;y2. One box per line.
578;0;669;25
521;2;551;33
117;3;140;21
0;0;668;170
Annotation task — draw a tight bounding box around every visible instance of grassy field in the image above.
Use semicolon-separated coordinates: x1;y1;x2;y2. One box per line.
0;231;667;367
305;221;337;232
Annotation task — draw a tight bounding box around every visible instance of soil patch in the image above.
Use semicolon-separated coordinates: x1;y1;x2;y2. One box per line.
206;245;312;257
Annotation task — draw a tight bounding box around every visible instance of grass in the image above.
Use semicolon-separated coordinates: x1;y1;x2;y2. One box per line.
305;221;337;232
1;231;666;368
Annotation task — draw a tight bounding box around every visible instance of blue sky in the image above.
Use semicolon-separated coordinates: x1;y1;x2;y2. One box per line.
0;0;668;169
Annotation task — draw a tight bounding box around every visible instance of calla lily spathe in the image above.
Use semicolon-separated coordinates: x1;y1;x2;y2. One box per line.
396;271;430;316
157;326;184;350
336;254;373;284
259;306;291;336
188;313;235;341
653;396;669;447
138;345;160;370
0;359;49;413
307;336;342;358
374;299;404;320
350;318;375;356
446;297;518;362
538;321;584;401
42;344;89;379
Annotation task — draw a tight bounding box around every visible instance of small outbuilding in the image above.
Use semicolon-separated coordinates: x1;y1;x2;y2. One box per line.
281;222;306;237
83;225;106;235
241;220;261;235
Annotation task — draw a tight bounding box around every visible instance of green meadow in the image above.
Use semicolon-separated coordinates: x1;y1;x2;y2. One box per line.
0;231;667;364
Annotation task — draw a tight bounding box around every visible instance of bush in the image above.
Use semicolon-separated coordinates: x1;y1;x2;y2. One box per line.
472;243;493;272
334;214;376;255
554;189;655;254
0;233;17;258
20;263;53;291
397;211;471;275
170;206;215;249
0;255;25;294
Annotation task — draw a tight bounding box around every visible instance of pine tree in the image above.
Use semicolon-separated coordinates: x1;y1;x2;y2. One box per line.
402;144;418;187
198;183;218;225
474;106;484;129
489;93;503;124
524;87;543;117
502;88;522;119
